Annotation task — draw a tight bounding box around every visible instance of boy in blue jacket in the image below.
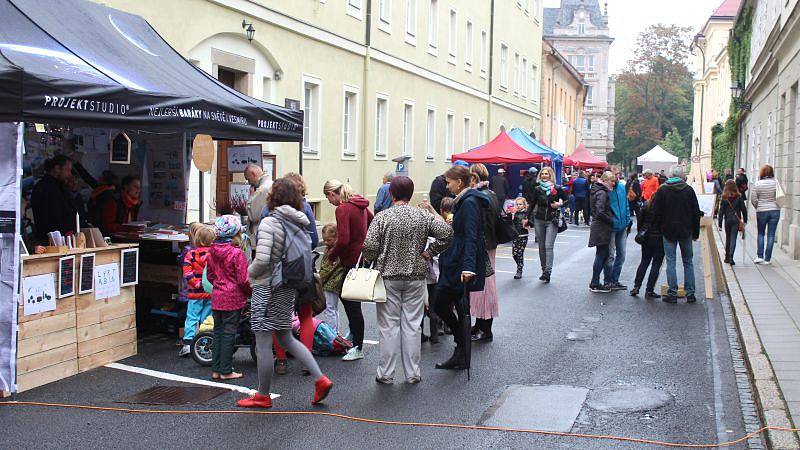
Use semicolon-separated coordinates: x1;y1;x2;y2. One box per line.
605;172;630;290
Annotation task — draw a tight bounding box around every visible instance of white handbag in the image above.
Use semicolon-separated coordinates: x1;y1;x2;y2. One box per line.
775;177;788;208
341;255;386;303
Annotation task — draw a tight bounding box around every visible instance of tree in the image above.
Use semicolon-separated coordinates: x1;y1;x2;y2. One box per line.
660;127;688;159
610;24;694;170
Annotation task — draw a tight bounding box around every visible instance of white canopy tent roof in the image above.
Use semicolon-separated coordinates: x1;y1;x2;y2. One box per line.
637;145;679;164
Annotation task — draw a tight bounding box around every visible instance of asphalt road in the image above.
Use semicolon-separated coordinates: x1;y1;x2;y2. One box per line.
2;225;753;449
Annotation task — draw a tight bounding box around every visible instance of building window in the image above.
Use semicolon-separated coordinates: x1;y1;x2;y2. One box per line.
405;0;417;43
499;44;508;89
513;52;520;95
578;19;585;34
375;95;388;158
524;0;530;13
347;0;362;19
446;112;455;157
426;107;436;160
531;64;538;104
586;85;594;106
342;87;359;157
463;116;471;151
584;118;592;137
587;55;595;73
302;76;321;154
521;57;528;98
378;0;391;26
573;54;585;72
448;8;457;63
480;30;488;75
403;101;414;157
479;120;486;144
428;0;438;51
465;20;473;70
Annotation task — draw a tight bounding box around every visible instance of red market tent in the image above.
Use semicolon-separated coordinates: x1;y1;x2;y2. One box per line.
567;143;607;169
451;131;543;164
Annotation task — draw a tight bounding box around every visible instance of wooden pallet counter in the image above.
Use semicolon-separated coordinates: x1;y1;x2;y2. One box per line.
18;244;139;393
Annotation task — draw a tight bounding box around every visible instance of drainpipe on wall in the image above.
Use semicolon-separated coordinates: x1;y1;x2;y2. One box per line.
549;49;564;148
361;0;372;195
487;0;495;130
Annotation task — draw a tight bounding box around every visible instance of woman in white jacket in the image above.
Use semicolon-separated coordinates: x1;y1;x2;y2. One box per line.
751;164;781;265
237;178;332;409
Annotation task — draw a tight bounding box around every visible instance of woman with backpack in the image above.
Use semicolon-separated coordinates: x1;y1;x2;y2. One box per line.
362;176;452;384
526;167;567;283
468;163;501;342
719;179;747;265
238;178;332;409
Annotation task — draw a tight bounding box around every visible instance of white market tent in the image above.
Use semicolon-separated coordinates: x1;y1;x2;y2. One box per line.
637;145;679;173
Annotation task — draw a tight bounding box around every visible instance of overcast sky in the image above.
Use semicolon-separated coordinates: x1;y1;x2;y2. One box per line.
543;0;725;74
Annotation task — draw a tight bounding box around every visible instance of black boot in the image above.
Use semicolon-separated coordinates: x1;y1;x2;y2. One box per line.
435;347;466;370
429;313;440;344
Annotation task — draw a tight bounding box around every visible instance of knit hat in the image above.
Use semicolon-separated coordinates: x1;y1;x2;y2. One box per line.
452;160;470;168
214;215;242;240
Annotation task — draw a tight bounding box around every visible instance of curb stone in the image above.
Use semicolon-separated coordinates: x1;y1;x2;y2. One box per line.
713;226;800;449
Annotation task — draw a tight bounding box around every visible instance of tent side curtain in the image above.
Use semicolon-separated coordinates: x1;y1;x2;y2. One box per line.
450;131;543;164
0;0;302;141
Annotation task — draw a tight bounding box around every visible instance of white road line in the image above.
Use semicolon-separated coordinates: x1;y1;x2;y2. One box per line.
363;339;380;345
105;362;275;398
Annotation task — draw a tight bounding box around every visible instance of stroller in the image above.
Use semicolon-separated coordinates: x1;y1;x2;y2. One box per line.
191;303;256;366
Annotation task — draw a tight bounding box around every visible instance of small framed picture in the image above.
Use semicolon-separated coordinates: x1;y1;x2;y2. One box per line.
79;253;96;294
227;144;262;172
110;132;131;165
120;248;139;287
58;255;75;298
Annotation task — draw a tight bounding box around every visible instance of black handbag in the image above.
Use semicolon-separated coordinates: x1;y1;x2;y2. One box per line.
634;225;649;245
495;215;519;244
554;214;568;234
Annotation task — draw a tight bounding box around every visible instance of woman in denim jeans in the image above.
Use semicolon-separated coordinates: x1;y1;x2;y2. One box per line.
751;164;781;265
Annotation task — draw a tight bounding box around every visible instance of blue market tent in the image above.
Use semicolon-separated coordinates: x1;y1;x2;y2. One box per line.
507;128;566;184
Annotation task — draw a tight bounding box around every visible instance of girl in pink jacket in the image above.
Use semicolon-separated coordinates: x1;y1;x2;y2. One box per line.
206;215;252;380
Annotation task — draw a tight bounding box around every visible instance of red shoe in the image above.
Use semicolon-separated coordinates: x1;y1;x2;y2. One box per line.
313;375;333;405
237;393;272;408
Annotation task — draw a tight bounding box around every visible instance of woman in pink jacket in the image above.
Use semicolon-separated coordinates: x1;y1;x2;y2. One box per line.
205;215;252;380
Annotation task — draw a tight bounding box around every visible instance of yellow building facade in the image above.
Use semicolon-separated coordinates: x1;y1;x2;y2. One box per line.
540;39;585;156
97;0;543;221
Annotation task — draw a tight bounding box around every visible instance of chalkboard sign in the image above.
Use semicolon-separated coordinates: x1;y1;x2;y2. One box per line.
120;248;139;287
110;132;131;164
79;253;95;294
58;255;75;298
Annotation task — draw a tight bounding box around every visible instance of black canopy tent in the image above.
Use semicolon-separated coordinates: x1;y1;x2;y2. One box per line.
0;0;303;142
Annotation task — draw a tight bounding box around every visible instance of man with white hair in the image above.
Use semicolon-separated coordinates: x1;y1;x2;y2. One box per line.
652;164;701;304
244;163;272;244
374;171;394;214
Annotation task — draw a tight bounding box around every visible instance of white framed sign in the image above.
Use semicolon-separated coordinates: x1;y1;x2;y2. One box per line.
120;248;139;287
23;273;57;316
94;262;120;300
58;255;75;298
227;144;262;172
110;131;132;164
79;253;96;294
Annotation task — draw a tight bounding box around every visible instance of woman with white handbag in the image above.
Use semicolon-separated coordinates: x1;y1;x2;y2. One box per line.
362;176;453;384
751;164;782;265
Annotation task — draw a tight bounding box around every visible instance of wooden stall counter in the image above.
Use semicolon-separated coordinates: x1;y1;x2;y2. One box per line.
18;244;139;393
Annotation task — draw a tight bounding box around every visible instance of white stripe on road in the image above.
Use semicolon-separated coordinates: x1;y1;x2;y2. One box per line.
105;362;276;398
363;339;380;345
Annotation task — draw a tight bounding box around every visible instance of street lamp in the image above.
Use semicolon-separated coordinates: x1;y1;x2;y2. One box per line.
242;20;256;42
730;81;752;111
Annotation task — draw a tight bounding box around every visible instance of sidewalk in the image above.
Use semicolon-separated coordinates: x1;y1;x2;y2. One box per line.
714;218;800;449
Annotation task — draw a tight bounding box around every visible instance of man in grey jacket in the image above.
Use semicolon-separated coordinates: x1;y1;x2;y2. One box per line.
244;164;272;246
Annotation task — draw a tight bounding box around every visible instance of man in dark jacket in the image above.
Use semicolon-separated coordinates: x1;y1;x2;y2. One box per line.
571;171;589;225
735;167;749;201
30;155;76;244
489;168;509;202
588;171;615;292
521;166;538;204
652;165;702;304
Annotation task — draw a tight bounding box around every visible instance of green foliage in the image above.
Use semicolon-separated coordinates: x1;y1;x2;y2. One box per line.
611;24;694;170
660;127;688;159
712;117;736;173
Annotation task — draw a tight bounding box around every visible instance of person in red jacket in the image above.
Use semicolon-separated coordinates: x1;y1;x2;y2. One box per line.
178;223;215;357
100;175;142;235
323;179;373;361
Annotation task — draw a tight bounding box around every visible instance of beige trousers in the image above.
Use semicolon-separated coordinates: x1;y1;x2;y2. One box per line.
376;279;426;381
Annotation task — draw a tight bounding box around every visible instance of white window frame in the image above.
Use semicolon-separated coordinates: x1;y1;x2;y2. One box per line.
479;29;488;77
374;93;389;160
499;43;508;90
464;20;473;71
463;115;471;151
402;100;415;158
301;74;322;157
578;19;585;35
574;54;585;72
347;0;363;20
448;7;457;64
586;85;594;106
531;64;538;104
521;57;528;99
587;55;596;73
426;106;437;161
378;0;392;33
446;111;455;158
513;52;520;95
341;85;360;159
405;0;417;45
427;0;438;54
478;120;486;144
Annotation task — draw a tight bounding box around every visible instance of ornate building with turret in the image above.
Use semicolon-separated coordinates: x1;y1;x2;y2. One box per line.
544;0;615;160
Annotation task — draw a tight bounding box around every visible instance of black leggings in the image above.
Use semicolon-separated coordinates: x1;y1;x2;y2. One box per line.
434;289;465;347
634;238;664;292
341;299;364;349
724;220;740;261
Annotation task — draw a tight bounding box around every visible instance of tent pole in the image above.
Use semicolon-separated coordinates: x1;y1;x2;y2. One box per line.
298;141;303;175
199;171;205;223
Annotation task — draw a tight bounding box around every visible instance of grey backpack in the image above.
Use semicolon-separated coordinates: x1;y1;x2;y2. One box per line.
271;215;314;300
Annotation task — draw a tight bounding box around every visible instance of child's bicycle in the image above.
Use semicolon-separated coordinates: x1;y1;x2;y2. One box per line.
191;304;257;366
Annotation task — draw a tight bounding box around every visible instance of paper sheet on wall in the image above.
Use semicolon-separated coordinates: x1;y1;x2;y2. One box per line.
94;262;120;300
23;273;57;316
696;194;716;219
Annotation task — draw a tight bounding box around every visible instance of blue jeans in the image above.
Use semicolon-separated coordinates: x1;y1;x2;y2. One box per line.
663;237;695;297
605;229;627;284
756;210;781;261
591;245;610;286
183;299;212;344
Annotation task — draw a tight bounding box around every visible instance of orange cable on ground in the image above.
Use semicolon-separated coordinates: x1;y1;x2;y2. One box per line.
2;400;799;448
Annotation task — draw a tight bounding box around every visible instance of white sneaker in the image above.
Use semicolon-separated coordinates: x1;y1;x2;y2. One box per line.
753;257;764;264
342;347;364;361
178;344;190;357
761;260;772;266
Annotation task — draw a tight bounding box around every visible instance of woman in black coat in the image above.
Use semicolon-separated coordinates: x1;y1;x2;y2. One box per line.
718;179;747;264
630;199;664;298
526;167;567;282
588;172;614;292
435;165;490;370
